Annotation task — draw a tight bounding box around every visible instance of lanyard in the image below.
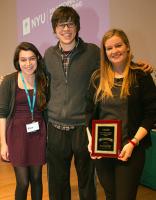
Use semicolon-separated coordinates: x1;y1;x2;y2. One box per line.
20;71;36;121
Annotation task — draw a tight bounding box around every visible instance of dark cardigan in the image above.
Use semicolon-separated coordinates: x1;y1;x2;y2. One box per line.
0;72;48;124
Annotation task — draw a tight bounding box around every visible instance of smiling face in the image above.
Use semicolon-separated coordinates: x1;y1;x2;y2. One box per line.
55;19;77;50
51;6;80;51
19;50;37;76
105;35;129;68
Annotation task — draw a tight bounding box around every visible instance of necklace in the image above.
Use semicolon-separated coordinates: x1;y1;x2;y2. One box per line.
114;77;123;87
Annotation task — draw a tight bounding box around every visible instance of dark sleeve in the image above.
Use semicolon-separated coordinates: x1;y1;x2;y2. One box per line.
139;73;156;130
43;52;51;103
45;70;51;103
85;79;97;130
0;76;12;118
94;46;100;71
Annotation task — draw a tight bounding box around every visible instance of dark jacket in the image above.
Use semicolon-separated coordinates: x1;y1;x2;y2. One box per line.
44;38;100;126
86;70;156;148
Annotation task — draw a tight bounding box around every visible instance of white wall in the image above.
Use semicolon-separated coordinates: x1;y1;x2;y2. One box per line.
0;0;17;75
109;0;156;66
0;0;156;78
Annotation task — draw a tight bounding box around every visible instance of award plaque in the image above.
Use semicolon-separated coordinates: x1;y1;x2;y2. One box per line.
91;120;121;158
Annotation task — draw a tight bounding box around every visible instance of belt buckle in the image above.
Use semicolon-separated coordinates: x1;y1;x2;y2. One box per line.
58;124;61;130
53;123;74;131
65;126;70;131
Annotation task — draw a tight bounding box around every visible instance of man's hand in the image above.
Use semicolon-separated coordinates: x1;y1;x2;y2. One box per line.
0;75;4;85
137;60;153;73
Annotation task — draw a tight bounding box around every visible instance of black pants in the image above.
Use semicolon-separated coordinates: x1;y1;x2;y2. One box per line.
95;146;145;200
47;123;97;200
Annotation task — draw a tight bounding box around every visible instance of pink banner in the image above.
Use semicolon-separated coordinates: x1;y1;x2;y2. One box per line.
16;0;109;54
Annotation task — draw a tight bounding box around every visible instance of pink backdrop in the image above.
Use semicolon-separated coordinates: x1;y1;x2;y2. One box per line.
16;0;109;54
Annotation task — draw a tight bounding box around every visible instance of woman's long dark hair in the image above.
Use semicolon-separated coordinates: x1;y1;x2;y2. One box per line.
13;42;48;110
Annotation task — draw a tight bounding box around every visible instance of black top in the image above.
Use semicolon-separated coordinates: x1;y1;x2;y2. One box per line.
86;69;156;148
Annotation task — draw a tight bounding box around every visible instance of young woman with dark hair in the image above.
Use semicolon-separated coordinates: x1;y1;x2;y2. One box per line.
0;42;48;200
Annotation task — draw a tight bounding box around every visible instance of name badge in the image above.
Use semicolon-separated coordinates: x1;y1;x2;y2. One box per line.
26;121;39;133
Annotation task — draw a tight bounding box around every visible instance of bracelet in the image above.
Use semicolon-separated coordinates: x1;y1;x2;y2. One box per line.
133;137;139;145
128;139;136;147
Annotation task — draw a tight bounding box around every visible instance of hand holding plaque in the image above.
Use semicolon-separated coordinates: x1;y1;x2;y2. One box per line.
91;120;121;158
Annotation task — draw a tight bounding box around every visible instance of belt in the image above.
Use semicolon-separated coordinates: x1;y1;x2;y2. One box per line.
52;123;75;131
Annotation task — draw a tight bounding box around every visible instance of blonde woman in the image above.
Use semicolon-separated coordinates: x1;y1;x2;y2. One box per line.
86;29;156;200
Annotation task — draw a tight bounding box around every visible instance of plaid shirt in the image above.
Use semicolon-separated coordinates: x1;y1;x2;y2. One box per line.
60;50;72;77
59;40;79;77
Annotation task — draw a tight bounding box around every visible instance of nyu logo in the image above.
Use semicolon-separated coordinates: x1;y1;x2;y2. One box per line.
23;17;31;35
22;13;46;36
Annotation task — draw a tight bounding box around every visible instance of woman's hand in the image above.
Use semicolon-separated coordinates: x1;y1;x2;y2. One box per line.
86;127;102;159
1;143;10;161
118;142;134;162
87;131;98;159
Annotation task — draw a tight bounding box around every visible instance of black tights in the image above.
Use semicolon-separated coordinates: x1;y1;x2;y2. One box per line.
14;165;43;200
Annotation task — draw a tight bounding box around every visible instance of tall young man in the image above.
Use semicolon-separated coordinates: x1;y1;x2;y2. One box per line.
44;6;99;200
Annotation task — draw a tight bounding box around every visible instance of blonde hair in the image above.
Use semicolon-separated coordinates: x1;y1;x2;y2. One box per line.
92;29;139;102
